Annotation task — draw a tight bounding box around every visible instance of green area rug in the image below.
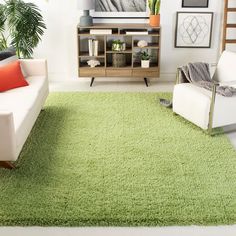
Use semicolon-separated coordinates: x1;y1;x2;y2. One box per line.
0;92;236;226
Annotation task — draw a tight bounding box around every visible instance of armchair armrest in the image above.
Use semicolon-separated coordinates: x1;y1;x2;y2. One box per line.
0;111;17;161
19;59;48;78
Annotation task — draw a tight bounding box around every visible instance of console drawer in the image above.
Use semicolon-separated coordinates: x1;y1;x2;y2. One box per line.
79;68;105;77
106;69;132;77
132;69;159;78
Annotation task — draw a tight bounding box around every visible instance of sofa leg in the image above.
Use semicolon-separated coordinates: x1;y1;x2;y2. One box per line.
0;161;16;170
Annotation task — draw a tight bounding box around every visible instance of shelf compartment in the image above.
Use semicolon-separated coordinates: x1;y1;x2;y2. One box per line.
78;27;119;35
133;43;159;49
79;36;105;57
119;28;160;36
106;53;132;68
133;49;159;68
79;60;105;68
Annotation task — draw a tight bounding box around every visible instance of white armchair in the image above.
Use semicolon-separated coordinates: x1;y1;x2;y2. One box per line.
173;51;236;134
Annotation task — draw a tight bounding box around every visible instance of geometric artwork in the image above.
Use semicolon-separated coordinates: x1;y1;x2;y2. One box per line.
175;12;213;48
182;0;209;8
93;0;148;19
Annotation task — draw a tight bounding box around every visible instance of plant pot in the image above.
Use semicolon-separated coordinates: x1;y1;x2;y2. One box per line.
149;14;160;27
141;60;150;68
112;53;126;67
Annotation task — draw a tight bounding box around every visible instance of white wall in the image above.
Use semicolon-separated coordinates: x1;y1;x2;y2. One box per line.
9;0;225;81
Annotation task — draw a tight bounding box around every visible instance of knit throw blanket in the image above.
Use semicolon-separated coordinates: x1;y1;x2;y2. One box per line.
180;62;236;97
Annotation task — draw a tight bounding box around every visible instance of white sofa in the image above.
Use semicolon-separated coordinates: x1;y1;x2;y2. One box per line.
173;51;236;132
0;59;48;168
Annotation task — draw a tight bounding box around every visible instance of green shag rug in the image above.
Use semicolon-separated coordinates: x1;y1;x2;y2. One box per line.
0;92;236;227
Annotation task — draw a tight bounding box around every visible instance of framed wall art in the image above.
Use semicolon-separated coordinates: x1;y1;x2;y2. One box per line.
182;0;209;8
175;12;213;48
93;0;149;19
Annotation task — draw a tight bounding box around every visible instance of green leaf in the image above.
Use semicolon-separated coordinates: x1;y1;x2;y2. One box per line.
4;0;46;58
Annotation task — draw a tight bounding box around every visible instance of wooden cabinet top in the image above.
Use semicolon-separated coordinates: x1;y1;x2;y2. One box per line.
78;23;160;29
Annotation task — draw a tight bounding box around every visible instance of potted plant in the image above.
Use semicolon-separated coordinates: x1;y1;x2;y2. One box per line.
112;40;126;51
140;50;151;68
148;0;161;27
0;0;46;58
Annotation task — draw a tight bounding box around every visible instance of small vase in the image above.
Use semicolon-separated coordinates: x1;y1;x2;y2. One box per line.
149;14;160;27
141;60;150;68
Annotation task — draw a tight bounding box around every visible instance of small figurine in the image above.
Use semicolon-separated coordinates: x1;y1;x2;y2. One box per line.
87;59;100;68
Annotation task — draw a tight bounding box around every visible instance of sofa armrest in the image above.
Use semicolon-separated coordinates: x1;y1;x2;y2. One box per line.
0;111;17;161
19;59;48;77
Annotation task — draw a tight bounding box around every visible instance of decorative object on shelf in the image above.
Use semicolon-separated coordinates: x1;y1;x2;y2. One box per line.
90;29;112;35
77;0;94;26
175;12;213;48
182;0;209;8
87;59;100;67
137;40;148;48
112;53;126;67
112;40;126;51
140;50;151;68
0;0;46;58
148;0;161;27
93;0;149;19
125;29;149;35
88;39;99;56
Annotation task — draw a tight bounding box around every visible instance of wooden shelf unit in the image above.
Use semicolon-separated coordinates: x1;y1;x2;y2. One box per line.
77;24;161;86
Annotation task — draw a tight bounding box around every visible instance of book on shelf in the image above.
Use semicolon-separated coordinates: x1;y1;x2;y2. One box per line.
125;30;148;35
88;39;99;57
90;29;112;35
93;40;99;56
88;39;93;56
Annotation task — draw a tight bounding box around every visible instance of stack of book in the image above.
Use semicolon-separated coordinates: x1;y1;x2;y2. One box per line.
88;39;99;57
90;29;112;35
125;29;149;35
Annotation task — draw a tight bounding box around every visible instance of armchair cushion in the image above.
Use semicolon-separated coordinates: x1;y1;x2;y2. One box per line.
213;51;236;83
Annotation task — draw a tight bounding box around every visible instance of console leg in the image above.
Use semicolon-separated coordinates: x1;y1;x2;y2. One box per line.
0;161;16;170
144;77;149;87
90;77;95;87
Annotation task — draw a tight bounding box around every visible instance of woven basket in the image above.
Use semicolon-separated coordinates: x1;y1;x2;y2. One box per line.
112;53;126;67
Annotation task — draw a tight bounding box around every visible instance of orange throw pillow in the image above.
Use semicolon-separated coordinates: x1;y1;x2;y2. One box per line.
0;60;28;92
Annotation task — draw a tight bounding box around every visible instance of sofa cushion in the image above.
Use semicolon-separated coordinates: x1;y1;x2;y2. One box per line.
0;61;29;92
0;76;47;110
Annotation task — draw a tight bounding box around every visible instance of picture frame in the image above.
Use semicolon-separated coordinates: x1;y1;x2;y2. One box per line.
182;0;209;8
175;12;213;48
93;0;149;19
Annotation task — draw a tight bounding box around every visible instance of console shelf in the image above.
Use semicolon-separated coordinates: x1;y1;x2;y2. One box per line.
77;23;161;87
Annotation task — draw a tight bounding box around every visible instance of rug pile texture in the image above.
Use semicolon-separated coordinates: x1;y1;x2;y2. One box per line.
0;92;236;226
